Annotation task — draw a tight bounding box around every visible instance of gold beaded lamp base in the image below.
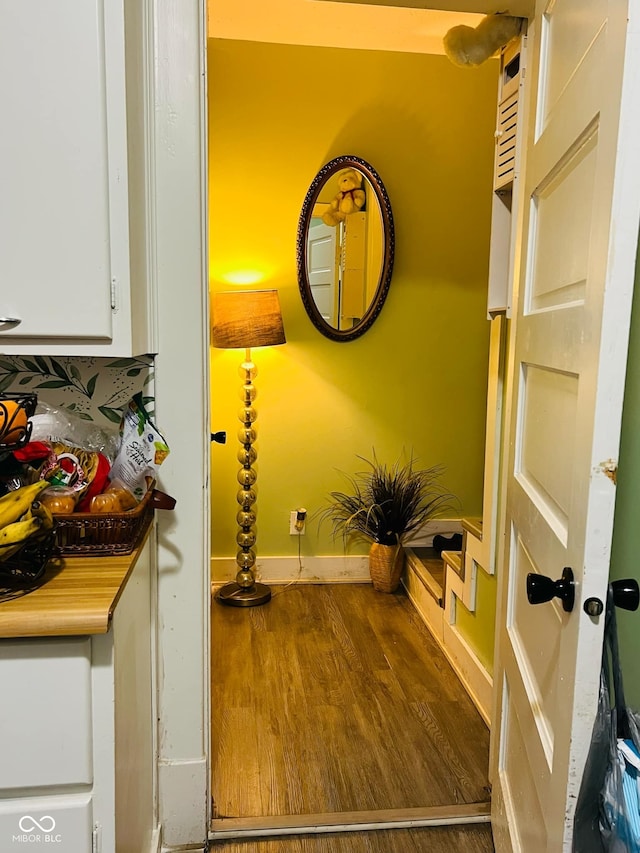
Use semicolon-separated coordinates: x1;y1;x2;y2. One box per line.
216;580;272;607
216;349;272;608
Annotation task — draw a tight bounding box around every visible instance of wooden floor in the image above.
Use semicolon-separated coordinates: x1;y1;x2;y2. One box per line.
210;824;495;852
211;582;491;830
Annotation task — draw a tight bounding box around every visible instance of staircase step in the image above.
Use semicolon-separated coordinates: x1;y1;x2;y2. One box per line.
405;546;444;607
462;517;483;541
441;549;464;582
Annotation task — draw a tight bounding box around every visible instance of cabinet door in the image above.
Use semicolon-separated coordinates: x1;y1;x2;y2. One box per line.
0;637;93;789
0;0;130;344
0;793;93;853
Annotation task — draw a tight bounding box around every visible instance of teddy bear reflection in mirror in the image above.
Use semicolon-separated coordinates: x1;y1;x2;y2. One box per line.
322;168;366;227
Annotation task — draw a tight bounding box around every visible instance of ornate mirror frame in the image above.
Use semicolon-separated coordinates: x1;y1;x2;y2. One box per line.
296;155;395;342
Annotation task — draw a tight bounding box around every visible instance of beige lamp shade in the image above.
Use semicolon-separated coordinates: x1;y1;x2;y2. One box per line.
211;289;286;349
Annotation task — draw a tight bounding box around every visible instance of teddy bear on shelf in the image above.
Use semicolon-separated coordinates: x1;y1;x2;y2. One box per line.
443;13;523;68
321;168;366;227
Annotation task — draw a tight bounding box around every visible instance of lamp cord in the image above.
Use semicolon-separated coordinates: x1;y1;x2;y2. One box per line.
270;532;304;598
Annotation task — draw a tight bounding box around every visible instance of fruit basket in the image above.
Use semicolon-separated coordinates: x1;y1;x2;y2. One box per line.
52;486;176;556
0;532;56;591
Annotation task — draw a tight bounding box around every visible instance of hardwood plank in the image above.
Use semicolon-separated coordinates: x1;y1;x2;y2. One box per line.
213;707;262;817
411;699;490;803
211;584;490;820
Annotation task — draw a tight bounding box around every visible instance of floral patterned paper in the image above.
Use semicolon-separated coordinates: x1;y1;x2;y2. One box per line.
0;355;154;427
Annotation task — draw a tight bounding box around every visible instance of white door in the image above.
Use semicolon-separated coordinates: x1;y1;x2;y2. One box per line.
491;2;640;850
307;220;337;324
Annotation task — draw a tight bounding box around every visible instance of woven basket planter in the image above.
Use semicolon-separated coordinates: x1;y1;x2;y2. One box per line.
369;542;405;593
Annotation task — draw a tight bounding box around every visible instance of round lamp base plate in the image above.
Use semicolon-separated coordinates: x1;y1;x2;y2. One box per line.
216;581;272;607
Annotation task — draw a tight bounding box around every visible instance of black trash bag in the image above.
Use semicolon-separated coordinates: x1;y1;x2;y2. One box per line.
574;590;640;852
600;599;640;852
573;665;609;852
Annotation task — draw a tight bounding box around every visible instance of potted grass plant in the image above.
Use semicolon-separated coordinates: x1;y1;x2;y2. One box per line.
320;453;457;592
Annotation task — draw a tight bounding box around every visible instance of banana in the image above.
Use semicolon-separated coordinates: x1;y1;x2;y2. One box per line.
30;500;54;532
0;481;49;530
0;514;43;560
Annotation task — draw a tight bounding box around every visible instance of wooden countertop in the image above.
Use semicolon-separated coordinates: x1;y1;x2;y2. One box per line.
0;536;148;639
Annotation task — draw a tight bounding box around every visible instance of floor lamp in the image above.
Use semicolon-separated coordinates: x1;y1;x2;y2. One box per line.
211;289;286;607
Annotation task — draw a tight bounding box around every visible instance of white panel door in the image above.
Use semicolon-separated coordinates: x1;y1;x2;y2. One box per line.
307;220;337;323
491;1;640;850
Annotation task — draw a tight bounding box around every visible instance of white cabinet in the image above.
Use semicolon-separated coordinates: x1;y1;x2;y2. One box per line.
0;538;158;853
0;638;93;789
0;0;154;357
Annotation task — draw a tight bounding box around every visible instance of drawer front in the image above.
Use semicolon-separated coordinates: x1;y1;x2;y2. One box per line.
0;638;92;789
0;793;92;853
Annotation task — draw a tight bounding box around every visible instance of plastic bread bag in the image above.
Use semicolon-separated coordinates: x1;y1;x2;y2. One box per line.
109;393;170;502
30;401;120;462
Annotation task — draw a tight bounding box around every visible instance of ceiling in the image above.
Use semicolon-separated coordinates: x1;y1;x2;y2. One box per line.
207;0;522;55
315;0;533;14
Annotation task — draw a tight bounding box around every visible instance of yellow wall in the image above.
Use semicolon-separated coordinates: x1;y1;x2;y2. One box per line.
208;39;498;561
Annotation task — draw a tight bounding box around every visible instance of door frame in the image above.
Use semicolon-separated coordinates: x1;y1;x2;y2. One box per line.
151;0;212;849
156;0;640;848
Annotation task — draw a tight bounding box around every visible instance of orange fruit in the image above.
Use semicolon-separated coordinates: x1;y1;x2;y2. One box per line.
0;400;29;447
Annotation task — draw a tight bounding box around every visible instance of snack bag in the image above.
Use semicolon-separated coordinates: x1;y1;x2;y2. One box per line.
109;394;170;502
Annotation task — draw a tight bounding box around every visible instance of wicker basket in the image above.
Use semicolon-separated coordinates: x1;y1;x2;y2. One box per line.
52;487;175;556
369;543;405;593
0;532;56;590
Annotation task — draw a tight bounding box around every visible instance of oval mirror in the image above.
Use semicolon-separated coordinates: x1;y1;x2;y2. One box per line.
296;156;394;342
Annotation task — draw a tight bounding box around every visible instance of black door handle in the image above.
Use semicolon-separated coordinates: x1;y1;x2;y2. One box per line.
526;567;575;613
611;578;639;611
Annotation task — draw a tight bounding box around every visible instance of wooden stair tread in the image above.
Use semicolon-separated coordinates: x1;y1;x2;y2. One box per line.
405;546;444;607
462;517;483;541
441;549;464;581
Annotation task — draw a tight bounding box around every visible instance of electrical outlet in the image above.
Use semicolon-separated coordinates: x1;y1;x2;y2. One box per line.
289;510;306;535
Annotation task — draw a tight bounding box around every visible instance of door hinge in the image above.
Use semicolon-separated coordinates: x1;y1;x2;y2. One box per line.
92;823;101;853
110;277;117;310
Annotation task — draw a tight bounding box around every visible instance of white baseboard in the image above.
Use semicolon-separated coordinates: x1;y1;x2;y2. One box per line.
210;519;463;584
211;555;371;584
403;562;492;726
158;758;208;850
441;622;492;727
150;826;162;853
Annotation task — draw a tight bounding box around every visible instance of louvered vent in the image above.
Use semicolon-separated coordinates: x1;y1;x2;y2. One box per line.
494;90;519;189
493;44;521;191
